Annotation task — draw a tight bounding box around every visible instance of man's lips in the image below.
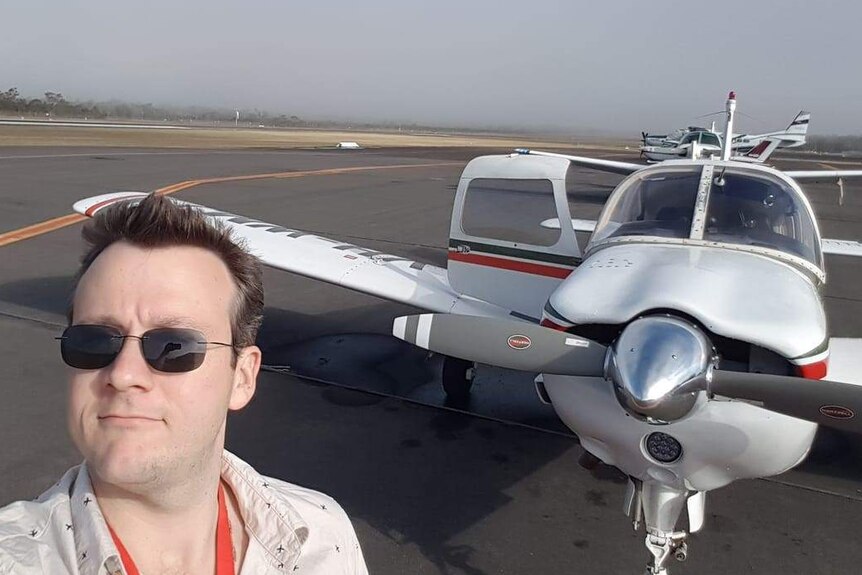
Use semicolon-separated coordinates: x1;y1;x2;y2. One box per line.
98;415;163;423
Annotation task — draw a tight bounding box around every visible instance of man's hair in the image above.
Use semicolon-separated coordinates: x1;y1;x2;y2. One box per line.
71;193;264;347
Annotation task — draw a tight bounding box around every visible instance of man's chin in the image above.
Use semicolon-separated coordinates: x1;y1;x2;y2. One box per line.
87;445;168;489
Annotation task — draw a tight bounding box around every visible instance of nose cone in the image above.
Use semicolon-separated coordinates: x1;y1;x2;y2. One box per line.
607;316;712;423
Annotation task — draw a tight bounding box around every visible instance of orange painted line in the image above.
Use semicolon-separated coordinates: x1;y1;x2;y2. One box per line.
0;161;460;248
0;213;87;247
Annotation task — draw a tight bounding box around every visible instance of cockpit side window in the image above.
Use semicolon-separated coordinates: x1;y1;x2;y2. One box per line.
590;169;701;243
679;133;696;145
703;171;821;265
700;132;721;147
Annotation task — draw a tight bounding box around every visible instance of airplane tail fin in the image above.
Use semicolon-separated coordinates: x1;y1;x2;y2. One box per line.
785;111;811;136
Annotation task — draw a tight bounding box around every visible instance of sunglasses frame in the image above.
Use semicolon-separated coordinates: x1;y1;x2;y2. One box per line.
57;324;236;373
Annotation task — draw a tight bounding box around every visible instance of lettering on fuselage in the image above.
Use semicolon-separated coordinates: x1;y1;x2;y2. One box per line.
198;207;422;268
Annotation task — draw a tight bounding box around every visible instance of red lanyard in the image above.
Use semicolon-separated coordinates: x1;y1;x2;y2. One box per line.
107;484;236;575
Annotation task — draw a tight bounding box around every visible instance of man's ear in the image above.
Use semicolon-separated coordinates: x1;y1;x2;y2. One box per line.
229;345;261;411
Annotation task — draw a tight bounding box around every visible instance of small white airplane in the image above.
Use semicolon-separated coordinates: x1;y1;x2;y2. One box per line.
75;92;862;574
640;129;723;161
641;122;717;148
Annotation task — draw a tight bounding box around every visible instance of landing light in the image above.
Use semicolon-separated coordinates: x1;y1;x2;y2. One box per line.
645;432;683;464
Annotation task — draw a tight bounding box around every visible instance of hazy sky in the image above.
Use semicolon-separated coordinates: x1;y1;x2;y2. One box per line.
3;0;861;134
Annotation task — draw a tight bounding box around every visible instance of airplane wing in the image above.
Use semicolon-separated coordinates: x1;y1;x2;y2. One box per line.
785;170;862;205
733;138;782;163
826;338;862;385
515;148;644;176
540;218;597;232
72;192;513;319
785;170;862;182
822;239;862;257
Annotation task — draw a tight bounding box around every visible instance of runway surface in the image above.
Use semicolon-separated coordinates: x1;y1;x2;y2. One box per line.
1;146;861;574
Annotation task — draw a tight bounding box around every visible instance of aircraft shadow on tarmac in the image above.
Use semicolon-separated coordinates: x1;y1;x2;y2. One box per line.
0;274;74;321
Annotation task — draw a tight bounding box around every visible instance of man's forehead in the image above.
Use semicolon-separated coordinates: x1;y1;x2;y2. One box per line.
73;242;237;326
80;242;234;288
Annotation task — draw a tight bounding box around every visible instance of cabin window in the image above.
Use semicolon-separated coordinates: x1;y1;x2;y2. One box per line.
461;178;560;246
703;171;821;265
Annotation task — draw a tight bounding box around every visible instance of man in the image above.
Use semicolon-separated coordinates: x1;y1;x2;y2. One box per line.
0;194;368;574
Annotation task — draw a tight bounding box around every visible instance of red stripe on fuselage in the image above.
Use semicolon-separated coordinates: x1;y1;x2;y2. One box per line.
448;251;573;279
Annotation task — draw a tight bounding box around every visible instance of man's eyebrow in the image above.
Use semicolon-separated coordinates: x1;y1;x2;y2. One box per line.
149;315;207;330
78;315;207;331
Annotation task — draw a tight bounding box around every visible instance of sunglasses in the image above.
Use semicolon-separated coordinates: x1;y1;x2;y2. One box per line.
57;324;235;373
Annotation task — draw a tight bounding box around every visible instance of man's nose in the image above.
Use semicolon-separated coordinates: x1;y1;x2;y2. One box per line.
105;337;155;392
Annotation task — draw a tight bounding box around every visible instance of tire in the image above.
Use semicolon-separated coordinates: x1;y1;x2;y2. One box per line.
441;356;474;401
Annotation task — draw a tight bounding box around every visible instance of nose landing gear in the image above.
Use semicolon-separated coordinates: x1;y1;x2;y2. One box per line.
625;478;703;575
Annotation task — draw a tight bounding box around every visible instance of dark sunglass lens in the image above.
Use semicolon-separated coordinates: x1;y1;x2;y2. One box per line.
61;325;123;369
141;328;207;373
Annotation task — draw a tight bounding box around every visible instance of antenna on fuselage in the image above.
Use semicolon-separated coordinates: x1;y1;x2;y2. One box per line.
721;91;736;161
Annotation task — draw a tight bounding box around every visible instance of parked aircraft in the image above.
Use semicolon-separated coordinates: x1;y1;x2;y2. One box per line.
640;129;723;161
74;93;862;574
641;122;717;148
641;107;810;162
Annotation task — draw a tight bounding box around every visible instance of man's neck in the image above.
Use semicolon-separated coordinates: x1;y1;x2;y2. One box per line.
92;456;227;574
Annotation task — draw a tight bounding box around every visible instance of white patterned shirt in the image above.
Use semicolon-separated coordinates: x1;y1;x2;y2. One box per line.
0;451;367;574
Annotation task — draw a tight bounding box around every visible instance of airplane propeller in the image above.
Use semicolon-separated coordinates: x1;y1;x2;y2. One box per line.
392;314;607;376
393;313;862;435
691;370;862;435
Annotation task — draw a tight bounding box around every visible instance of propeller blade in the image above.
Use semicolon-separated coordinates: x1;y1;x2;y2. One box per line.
709;371;862;434
392;314;607;376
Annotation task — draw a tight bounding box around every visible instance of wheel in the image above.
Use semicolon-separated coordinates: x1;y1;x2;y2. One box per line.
441;356;474;401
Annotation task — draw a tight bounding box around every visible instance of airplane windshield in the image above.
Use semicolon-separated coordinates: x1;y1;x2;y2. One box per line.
590;168;701;243
590;164;822;268
679;132;721;147
703;169;821;266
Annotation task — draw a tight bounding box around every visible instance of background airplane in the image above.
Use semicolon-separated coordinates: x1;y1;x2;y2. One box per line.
642;108;811;161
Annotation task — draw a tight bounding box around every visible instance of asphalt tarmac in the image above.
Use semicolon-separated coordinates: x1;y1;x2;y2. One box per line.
1;146;861;574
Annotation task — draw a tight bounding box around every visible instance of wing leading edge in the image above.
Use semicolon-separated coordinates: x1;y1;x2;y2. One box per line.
514;148;644;176
73;193;512;319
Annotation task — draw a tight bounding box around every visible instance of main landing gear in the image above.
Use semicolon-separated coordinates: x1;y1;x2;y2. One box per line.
441;356;475;402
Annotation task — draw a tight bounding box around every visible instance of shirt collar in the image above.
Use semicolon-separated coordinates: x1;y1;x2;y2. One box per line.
68;451;309;574
219;451;309;567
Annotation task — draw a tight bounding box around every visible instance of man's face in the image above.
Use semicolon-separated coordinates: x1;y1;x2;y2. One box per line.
67;241;258;489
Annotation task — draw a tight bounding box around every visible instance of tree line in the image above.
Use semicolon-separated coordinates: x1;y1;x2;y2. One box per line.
803;135;862;155
0;87;311;127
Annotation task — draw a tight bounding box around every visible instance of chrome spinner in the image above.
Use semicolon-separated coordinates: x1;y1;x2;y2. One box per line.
606;316;714;424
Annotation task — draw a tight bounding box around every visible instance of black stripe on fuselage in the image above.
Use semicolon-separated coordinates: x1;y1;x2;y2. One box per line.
448;239;580;267
509;310;540;323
